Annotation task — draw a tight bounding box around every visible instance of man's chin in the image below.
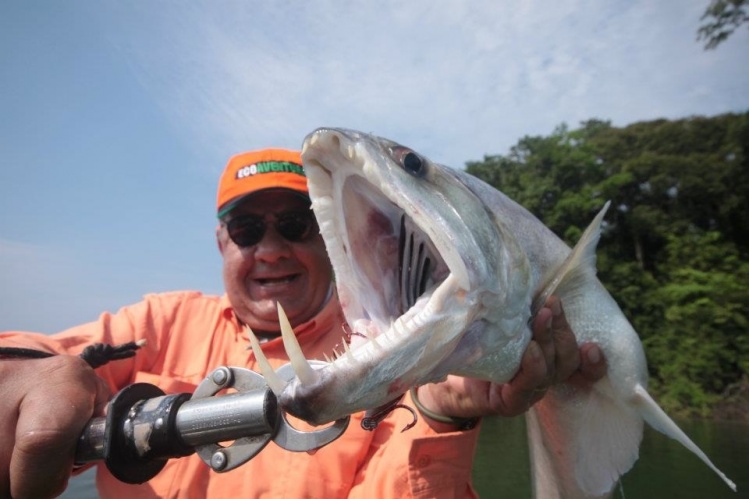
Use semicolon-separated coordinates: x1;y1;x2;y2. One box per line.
245;300;301;326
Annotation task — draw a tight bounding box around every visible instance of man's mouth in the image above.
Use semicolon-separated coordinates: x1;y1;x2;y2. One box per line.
255;275;299;286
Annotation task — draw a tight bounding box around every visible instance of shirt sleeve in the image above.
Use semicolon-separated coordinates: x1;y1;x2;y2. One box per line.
348;391;481;499
0;293;179;391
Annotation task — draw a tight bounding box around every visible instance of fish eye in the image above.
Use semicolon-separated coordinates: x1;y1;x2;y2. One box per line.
403;152;424;176
392;147;426;177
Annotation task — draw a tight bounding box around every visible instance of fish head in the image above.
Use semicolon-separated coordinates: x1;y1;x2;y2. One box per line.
278;128;530;424
305;129;491;315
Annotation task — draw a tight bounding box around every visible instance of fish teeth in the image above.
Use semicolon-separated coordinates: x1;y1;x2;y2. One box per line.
370;334;384;351
392;318;406;337
341;336;355;363
245;326;286;395
278;302;319;385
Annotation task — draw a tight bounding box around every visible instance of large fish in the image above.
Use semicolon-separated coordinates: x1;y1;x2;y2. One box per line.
250;128;735;497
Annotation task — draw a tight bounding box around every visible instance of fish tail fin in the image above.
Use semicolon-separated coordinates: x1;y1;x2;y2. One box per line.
531;201;610;316
632;384;737;491
526;377;640;498
526;380;737;498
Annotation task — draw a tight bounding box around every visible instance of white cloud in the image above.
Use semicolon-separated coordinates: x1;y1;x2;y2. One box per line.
95;0;747;168
2;0;747;335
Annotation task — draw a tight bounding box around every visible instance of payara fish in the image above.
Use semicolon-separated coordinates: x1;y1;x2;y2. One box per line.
248;127;736;497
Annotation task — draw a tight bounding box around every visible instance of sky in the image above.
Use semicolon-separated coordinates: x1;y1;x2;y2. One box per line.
1;1;747;334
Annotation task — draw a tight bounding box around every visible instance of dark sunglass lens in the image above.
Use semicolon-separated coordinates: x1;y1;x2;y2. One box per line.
277;212;315;242
227;217;265;247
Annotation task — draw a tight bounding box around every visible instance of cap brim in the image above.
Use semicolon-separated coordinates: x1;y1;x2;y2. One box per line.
217;189;311;219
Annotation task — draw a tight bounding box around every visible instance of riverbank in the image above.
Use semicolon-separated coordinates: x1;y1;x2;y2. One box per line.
713;377;749;421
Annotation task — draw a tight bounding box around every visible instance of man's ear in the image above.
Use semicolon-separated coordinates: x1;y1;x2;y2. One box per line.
216;225;226;254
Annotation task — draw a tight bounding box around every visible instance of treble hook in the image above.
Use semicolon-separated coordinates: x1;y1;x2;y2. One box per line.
361;394;418;432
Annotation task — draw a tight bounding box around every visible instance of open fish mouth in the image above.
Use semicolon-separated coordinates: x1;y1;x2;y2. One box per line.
301;130;461;353
244;128;476;424
329;175;449;350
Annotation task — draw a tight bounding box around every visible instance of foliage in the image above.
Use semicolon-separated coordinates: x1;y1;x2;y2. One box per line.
698;0;749;49
466;112;749;417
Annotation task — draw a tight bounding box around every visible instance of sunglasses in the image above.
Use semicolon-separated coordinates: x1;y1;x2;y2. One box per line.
225;210;318;248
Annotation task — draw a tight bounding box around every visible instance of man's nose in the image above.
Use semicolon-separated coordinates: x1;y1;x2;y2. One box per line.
252;225;292;260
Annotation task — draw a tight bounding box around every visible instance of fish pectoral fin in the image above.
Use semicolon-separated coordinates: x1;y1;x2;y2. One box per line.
531;201;610;316
633;385;737;491
526;377;641;499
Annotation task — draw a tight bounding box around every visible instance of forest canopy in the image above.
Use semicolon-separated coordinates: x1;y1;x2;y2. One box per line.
466;112;749;417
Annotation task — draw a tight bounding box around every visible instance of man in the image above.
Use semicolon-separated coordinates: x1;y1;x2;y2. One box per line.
0;149;606;498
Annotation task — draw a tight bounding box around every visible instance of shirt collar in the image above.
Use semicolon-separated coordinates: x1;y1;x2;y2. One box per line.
219;286;343;344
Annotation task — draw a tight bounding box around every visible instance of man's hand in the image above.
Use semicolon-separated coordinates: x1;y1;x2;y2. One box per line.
416;296;607;424
0;355;110;498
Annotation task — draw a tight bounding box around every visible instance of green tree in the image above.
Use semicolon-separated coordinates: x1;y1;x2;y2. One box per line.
698;0;749;49
645;232;749;415
466;112;749;417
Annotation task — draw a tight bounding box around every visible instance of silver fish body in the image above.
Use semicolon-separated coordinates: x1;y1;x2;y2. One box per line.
277;128;735;497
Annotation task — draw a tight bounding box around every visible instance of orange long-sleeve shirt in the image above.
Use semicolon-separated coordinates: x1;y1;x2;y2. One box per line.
1;291;480;498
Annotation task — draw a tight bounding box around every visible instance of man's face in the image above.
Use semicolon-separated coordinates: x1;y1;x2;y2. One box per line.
217;191;333;334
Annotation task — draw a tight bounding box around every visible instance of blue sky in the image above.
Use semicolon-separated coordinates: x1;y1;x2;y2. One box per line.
1;1;747;333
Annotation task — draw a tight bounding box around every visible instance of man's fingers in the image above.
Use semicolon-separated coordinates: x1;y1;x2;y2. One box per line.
6;356;103;498
0;395;17;497
530;307;556;384
12;425;74;498
578;343;607;383
492;340;548;416
547;297;581;383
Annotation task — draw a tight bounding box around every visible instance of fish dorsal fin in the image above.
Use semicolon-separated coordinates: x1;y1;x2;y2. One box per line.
531;201;611;317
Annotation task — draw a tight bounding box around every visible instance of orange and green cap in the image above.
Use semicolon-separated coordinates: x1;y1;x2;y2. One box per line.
216;148;308;218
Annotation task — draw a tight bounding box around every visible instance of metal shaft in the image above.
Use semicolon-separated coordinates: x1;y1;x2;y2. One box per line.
176;388;276;447
75;386;277;464
74;372;279;484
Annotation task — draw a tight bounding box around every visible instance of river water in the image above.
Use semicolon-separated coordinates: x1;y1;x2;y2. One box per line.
473;416;748;497
63;417;747;498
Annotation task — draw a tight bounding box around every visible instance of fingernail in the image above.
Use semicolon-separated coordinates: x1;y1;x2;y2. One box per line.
587;346;601;364
529;341;542;360
550;299;562;317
